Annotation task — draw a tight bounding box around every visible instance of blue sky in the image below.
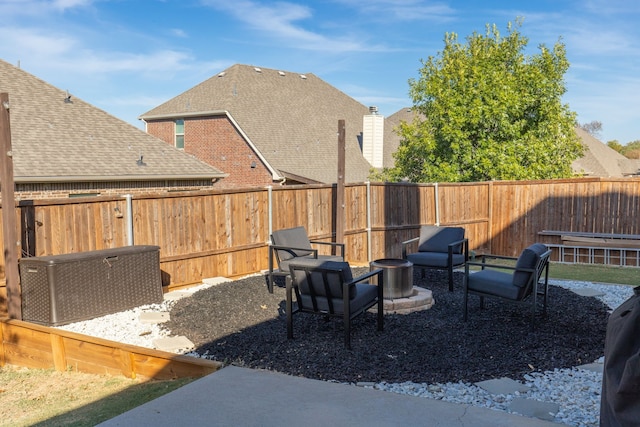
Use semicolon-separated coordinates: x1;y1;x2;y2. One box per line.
1;0;639;144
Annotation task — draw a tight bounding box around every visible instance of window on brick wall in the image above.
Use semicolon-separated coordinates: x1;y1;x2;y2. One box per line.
175;119;184;149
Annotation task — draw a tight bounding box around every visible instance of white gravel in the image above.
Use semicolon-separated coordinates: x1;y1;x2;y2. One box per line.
57;279;635;427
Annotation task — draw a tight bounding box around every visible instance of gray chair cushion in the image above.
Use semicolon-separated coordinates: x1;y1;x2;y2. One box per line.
271;226;313;260
406;251;466;268
289;260;356;300
299;283;378;314
279;255;343;273
418;226;465;254
513;243;548;287
467;269;527;300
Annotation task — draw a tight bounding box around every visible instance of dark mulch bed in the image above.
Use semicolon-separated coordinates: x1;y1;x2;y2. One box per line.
164;269;609;384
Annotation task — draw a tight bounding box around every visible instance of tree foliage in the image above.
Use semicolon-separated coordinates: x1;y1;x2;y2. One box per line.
620;140;640;159
382;21;583;183
607;140;623;153
606;139;640;159
580;121;603;138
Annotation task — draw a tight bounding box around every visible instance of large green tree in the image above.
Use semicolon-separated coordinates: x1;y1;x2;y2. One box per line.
382;21;583;182
620;140;640;159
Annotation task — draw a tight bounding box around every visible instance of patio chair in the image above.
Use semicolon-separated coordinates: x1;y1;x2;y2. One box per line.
402;225;469;291
267;226;345;293
286;260;384;349
463;243;552;329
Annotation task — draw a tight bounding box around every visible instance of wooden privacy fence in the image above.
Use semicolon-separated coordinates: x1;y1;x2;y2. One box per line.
1;177;640;316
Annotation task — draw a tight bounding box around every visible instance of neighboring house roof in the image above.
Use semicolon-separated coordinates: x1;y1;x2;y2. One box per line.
140;64;377;184
385;107;425;168
572;127;640;177
0;59;226;184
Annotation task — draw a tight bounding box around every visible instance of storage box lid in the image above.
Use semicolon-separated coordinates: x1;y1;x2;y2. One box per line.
19;245;161;266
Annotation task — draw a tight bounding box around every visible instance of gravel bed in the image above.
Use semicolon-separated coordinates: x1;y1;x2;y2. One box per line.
58;270;635;427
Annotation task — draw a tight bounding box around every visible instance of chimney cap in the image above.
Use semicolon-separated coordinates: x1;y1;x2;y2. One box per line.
369;106;378;114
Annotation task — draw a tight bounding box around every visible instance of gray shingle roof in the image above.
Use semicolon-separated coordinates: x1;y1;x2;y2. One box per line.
0;59;226;183
572;127;632;177
385;107;423;169
140;64;377;184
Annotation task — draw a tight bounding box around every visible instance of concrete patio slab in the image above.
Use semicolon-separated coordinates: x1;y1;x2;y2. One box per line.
570;287;605;297
99;366;558;427
152;336;194;352
475;377;530;395
163;291;193;301
578;362;604;373
139;312;170;324
509;397;559;421
202;277;232;286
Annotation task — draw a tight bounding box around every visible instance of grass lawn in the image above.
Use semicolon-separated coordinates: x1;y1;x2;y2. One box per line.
0;365;195;427
470;259;640;287
548;262;640;286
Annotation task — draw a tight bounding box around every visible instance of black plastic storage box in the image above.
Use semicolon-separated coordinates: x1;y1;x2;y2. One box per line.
18;245;163;326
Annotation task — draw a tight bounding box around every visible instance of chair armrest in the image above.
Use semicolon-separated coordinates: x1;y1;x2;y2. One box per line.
475;253;518;263
347;268;383;286
269;244;319;267
447;238;469;261
309;240;345;257
344;268;384;300
270;244;319;255
466;252;522;273
401;236;420;258
465;261;531;273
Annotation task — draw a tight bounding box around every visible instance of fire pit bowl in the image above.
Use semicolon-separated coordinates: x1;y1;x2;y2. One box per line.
369;258;414;299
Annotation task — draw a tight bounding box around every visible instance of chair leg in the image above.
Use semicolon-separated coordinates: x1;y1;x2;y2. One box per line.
377;297;384;331
448;265;454;292
267;249;275;293
342;292;352;349
344;311;351;350
531;288;537;331
286;277;294;339
463;289;468;321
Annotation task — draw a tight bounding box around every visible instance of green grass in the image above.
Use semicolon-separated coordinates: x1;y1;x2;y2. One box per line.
548;262;640;287
39;377;195;427
470;258;640;287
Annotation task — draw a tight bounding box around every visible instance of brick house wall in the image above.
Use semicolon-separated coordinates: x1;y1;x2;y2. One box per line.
3;180;215;202
146;116;275;189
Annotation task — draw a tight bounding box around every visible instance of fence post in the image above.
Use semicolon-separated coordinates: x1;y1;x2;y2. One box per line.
267;185;273;241
434;182;440;226
366;181;371;262
0;92;22;319
123;194;134;245
336;120;345;245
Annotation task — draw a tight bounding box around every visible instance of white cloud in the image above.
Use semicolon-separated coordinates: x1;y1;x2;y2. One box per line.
170;28;188;38
51;0;93;10
333;0;456;21
0;25;194;76
201;0;386;52
0;0;93;16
